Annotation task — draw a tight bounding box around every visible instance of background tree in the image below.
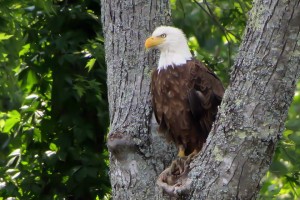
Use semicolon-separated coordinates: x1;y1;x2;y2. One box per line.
0;0;110;199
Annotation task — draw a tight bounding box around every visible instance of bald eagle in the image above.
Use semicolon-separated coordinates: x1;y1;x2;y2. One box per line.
145;26;224;157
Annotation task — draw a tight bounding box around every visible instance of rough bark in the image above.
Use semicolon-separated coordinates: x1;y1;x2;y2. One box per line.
185;0;300;199
100;1;174;199
101;0;300;199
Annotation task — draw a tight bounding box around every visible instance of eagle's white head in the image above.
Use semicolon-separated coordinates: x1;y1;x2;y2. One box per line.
145;26;192;70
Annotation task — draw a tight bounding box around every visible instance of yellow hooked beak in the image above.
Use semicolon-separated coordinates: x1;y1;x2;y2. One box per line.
145;36;165;49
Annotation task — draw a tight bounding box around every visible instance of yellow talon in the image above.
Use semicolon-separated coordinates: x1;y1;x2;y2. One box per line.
177;145;185;157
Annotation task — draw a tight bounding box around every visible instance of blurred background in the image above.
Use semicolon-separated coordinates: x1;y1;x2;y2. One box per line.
0;0;299;199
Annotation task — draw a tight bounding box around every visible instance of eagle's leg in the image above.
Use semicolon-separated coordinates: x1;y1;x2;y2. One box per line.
177;145;185;157
187;149;199;161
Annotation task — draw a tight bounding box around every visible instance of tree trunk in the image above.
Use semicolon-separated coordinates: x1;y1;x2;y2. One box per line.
101;0;300;199
185;0;300;199
100;0;174;199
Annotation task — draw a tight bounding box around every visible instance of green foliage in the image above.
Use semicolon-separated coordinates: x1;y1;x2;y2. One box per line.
172;0;299;199
0;0;110;199
171;0;251;86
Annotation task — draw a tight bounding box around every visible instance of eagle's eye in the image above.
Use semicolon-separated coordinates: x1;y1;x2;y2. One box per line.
160;33;167;38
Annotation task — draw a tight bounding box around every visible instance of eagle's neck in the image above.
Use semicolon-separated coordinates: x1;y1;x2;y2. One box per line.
158;48;192;71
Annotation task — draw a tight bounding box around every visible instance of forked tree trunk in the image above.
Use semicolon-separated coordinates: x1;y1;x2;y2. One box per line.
101;0;300;199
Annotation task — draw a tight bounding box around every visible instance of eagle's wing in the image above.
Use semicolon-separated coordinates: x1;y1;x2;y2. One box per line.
188;60;224;137
151;70;168;133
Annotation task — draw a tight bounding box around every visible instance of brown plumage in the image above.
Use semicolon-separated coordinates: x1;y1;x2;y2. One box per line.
145;26;224;157
151;59;224;156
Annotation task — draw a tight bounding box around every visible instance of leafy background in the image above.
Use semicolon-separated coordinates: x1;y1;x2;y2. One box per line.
0;0;299;199
0;0;110;199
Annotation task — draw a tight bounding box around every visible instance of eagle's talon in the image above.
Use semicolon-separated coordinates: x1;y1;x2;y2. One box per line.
177;145;186;158
170;156;191;176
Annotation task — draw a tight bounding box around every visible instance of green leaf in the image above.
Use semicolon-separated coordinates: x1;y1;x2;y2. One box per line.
25;93;39;100
85;58;96;72
19;43;31;56
2;110;20;133
0;119;5;129
6;154;20;167
6;168;19;173
73;84;85;98
11;172;21;180
49;143;58;151
8;148;21;157
0;33;13;41
33;128;42;142
25;70;38;92
45;150;56;157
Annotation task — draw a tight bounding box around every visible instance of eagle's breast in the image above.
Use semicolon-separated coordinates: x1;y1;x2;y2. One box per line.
151;63;193;136
151;59;224;155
